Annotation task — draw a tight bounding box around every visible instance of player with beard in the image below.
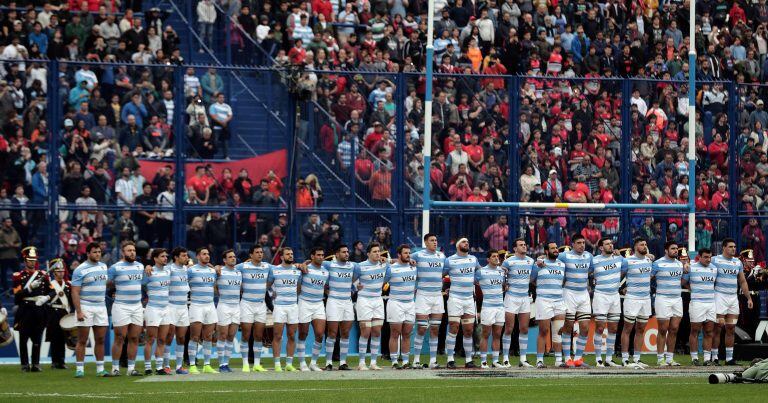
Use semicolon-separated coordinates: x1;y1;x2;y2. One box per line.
187;248;219;374
712;239;754;365
268;247;303;372
410;233;446;369
354;242;388;371
557;235;593;368
684;248;717;366
533;242;567;368
589;238;624;367
71;243;110;377
443;238;480;369
620;238;653;369
237;245;271;372
215;250;242;373
476;250;507;368
108;242;145;376
142;249;172;375
652;241;685;366
323;245;357;370
386;244;418;369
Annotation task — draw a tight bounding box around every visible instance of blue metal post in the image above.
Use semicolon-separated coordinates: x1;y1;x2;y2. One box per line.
508;76;521;244
727;81;739;241
173;65;187;247
286;97;300;248
393;73;406;249
620;79;632;247
46;59;61;259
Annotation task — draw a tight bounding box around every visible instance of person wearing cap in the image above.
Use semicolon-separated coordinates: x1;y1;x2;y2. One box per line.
442;238;481;369
12;246;51;372
45;258;72;370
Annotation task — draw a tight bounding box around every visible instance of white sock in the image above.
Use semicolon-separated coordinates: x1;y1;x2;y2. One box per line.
502;334;511;362
519;333;528;362
254;341;262;366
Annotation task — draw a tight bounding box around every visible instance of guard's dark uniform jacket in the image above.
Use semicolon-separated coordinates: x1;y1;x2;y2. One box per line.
13;268;51;369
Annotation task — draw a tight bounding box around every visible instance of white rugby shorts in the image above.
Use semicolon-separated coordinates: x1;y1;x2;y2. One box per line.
480;306;505;326
622;297;651;320
654;296;683;319
299;299;326;323
535;298;565;321
447;296;476;317
715;293;740;316
79;304;109;327
189;303;218;325
168;305;190;327
386;299;415;323
592;292;621;316
144;305;171;327
325;298;354;322
689;300;716;323
415;292;444;315
111;302;144;327
355;296;384;321
216;303;240;326
273;304;299;324
240;300;267;324
563;289;591;315
503;295;531;314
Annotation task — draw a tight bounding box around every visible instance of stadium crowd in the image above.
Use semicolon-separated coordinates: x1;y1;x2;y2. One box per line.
3;0;768;278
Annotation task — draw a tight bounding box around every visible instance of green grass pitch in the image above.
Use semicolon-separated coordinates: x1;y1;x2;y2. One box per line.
1;355;763;402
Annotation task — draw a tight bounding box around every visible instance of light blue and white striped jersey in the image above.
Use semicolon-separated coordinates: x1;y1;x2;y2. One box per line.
386;262;417;302
355;259;388;298
71;261;108;306
558;250;593;292
300;263;330;303
443;253;479;299
188;264;217;304
652;256;684;298
216;266;242;306
621;255;653;298
323;260;357;301
108;260;144;305
590;254;623;295
475;265;505;308
501;255;534;298
531;258;565;300
237;261;271;303
142;265;171;308
411;249;446;296
168;263;190;306
711;255;743;295
685;262;717;302
268;265;302;306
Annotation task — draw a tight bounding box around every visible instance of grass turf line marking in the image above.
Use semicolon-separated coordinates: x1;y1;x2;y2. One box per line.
0;381;704;399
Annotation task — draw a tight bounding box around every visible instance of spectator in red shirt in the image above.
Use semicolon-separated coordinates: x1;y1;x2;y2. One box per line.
448;176;472;201
581;219;601;252
708;133;728;169
186;165;212;197
266;171;283;197
288;39;307;64
710;182;729;211
464;134;484;171
564;181;588;203
311;0;334;21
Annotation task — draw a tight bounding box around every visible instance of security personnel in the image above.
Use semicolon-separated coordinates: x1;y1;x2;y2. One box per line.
12;246;50;372
46;258;72;369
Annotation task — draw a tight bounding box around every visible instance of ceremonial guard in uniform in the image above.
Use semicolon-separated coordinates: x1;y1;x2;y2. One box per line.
46;258;72;369
12;247;51;372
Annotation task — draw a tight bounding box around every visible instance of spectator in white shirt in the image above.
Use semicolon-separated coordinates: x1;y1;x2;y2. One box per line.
115;167;137;206
197;0;217;51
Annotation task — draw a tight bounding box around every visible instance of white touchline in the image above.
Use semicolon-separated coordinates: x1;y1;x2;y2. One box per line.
0;381;703;398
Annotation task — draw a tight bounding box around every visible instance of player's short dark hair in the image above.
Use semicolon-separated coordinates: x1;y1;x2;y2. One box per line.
367;242;381;253
86;242;101;253
336;244;349;253
151;248;167;259
310;246;325;256
547;241;559;250
248;244;263;254
396;244;410;255
121;240;136;250
423;233;437;243
196;247;210;256
598;237;612;247
222;249;235;259
698;248;712;256
722;238;736;248
279;247;293;257
664;241;678;250
632;237;647;248
571;234;585;243
487;249;499;259
513;238;525;248
171;247;187;259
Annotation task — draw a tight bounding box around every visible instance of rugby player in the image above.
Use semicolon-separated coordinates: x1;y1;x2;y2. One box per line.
354;242;388;371
386;244;417;369
108;241;145;376
652;241;685;366
187;248;219;374
533;242;567;368
476;250;506;368
590;238;623;367
410;233;446;369
620;238;652;368
712;239;754;365
501;239;534;368
166;247;191;374
323;245;357;370
237;245;271;372
215;250;242;373
142;249;172;375
443;238;480;368
297;247;329;372
557;235;593;368
268;247;302;372
684;248;717;366
71;242;109;378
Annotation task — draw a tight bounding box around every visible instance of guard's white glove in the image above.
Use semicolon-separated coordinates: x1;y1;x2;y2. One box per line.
35;296;50;306
30;279;41;289
0;307;7;316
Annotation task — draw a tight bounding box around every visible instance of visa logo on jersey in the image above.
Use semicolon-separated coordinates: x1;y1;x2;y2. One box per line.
202;277;215;283
281;279;297;286
516;269;530;275
248;273;266;279
602;263;618;271
459;268;474;274
573;263;589;269
369;273;385;280
669;272;682;277
638;268;651;273
93;274;108;281
701;276;715;282
310;278;325;285
401;275;416;282
127;274;142;280
335;272;353;278
427;262;442;268
722;269;739;275
548;269;563;275
489;279;504;285
226;280;241;286
159;280;171;287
